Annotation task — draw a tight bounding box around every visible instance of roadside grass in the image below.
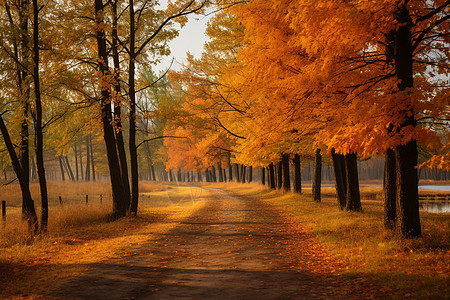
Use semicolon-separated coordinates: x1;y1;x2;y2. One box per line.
224;183;450;299
0;182;206;284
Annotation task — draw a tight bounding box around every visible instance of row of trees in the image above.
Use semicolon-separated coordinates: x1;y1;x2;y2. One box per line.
0;0;210;232
162;1;449;238
0;0;448;239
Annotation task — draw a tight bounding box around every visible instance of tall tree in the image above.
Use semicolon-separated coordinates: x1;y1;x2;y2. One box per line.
32;0;49;231
94;0;128;219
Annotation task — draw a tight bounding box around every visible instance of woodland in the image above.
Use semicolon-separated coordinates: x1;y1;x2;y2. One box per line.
0;0;449;243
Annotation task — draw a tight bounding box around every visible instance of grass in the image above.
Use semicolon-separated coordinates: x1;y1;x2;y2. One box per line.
225;183;450;299
1;180;448;299
0;181;203;261
0;181;208;299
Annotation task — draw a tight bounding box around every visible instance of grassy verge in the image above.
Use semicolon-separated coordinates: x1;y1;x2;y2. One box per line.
0;183;207;299
226;183;449;299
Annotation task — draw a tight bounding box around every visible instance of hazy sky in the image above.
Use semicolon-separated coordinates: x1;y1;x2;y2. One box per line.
154;7;213;72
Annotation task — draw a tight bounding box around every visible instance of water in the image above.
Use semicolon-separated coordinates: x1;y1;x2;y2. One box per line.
419;185;450;191
420;202;450;213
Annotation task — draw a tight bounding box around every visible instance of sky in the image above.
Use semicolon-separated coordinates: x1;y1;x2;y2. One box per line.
154;6;213;73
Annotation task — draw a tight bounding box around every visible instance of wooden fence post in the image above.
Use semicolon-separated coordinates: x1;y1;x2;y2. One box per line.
2;200;5;221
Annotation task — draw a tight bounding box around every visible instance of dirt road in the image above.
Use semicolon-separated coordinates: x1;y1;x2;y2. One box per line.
49;187;380;299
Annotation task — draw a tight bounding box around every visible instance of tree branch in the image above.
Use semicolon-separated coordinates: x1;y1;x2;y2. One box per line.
136;135;187;149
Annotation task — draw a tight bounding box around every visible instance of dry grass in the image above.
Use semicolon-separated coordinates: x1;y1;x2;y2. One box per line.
225;183;450;299
0;182;208;299
0;180;170;252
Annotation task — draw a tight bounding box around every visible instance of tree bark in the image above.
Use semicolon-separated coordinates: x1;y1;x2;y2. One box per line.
228;154;233;182
268;163;276;189
331;149;346;209
248;166;253;183
74;144;79;181
64;156;75;181
59;157;66;181
128;0;139;215
281;153;290;192
111;0;131;207
0;115;38;233
205;169;210;182
79;142;84;180
313;149;322;202
261;167;266;185
94;0;128;219
210;166;216;182
241;165;246;183
293;154;302;194
85;135;90;181
384;149;396;229
90;135;95;181
276;161;282;190
235;164;240;182
344;153;362;211
33;0;49;231
7;0;31;216
217;162;223;182
393;5;421;238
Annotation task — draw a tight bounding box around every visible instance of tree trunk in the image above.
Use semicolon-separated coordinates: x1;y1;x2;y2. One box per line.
293;154;302;194
313;149;322;202
85;135;90;181
393;5;421;238
205;169;210;182
345;153;362;211
128;0;139;215
7;0;31;216
64;156;75;181
281;153;290;192
384;149;396;229
0;115;38;233
235;164;240;182
248;166;253;183
30;155;37;181
331;149;346;209
144;143;156;181
33;0;49;231
228;154;233;182
74;144;79;181
59;157;66;181
261;167;266;185
210;166;216;182
79;142;84;180
241;165;246;183
396;138;421;237
217;162;223;182
276;161;282;190
94;0;127;219
90;136;95;182
111;0;131;207
268;163;276;189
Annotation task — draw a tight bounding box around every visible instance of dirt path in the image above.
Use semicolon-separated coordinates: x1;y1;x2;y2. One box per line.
49;187;380;299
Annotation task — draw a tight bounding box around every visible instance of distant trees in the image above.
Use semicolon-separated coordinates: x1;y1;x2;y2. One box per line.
162;1;449;239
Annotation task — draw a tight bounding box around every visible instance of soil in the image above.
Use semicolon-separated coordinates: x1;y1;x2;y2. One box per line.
23;187;387;299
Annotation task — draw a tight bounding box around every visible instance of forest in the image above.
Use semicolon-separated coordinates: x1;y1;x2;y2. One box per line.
0;0;449;298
